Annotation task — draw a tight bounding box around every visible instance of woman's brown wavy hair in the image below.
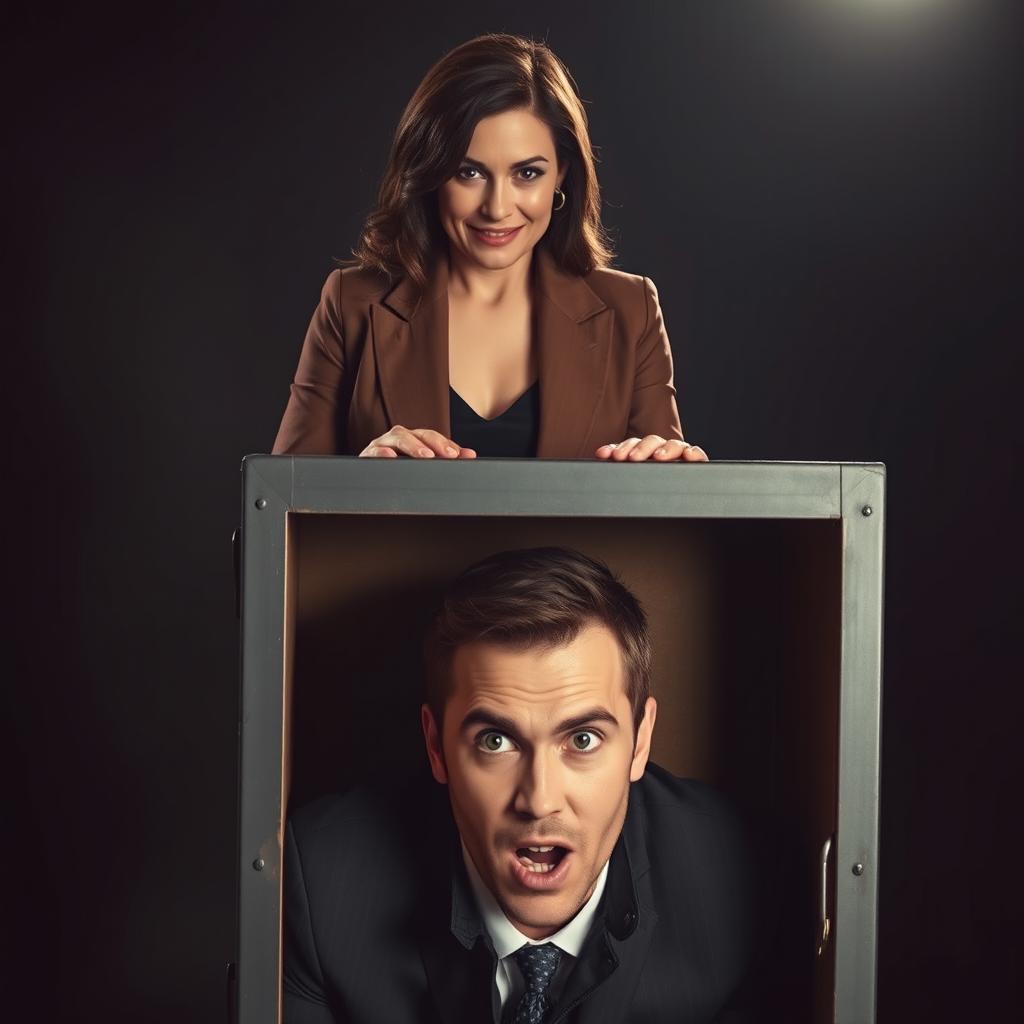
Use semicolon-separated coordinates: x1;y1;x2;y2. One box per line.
347;33;614;289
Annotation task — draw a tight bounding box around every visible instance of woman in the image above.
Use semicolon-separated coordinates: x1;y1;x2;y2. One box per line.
272;33;707;463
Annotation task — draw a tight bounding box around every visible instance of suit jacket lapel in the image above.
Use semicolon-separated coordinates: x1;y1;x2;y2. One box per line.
371;253;452;438
419;931;497;1024
417;815;500;1024
534;247;613;459
552;785;658;1023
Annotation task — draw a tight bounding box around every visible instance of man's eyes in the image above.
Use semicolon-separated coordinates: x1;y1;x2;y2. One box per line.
569;730;602;753
475;730;603;754
478;731;516;753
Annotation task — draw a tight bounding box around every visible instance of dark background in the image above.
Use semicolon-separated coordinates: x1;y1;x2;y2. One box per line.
6;0;1020;1020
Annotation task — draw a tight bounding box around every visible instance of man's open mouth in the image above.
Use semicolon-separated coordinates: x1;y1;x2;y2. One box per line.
514;845;570;875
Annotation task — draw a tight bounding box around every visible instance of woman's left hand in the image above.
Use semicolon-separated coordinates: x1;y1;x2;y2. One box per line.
595;436;709;462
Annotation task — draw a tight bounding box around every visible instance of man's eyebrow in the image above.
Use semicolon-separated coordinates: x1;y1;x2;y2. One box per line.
460;708;522;737
461;155;549;171
459;706;621;737
553;708;621;734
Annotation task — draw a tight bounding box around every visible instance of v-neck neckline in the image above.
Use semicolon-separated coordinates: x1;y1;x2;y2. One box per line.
449;380;539;423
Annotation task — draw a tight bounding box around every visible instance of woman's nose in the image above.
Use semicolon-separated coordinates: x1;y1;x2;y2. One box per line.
480;178;512;221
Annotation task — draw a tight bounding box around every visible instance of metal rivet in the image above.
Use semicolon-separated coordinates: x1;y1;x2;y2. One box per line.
852;862;864;876
861;505;873;517
255;498;267;510
252;858;265;871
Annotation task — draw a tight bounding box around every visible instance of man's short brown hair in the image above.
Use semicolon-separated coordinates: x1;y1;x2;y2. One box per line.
423;547;651;735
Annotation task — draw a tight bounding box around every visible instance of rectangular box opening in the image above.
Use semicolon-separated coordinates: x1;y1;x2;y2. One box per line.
281;513;842;1023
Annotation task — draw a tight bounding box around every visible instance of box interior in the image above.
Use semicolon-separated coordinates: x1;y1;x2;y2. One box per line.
284;513;842;1023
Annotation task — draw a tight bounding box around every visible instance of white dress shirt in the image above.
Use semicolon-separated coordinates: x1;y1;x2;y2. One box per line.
461;841;610;1016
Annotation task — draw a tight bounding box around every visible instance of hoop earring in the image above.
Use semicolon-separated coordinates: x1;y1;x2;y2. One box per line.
553;188;566;211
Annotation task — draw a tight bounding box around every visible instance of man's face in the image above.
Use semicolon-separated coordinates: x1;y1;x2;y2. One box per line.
421;623;657;940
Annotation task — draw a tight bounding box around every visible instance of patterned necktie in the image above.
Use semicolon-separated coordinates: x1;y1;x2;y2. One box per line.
512;942;563;1024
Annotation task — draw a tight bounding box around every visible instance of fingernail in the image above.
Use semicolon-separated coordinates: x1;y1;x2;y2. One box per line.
446;446;458;457
629;450;642;459
419;448;433;458
655;448;666;457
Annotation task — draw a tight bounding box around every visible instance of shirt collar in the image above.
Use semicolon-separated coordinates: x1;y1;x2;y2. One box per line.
460;840;609;960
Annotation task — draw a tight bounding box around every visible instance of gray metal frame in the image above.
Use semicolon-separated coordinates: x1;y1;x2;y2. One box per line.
236;457;884;1024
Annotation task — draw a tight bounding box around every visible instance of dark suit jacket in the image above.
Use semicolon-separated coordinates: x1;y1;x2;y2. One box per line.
271;246;685;457
283;762;755;1024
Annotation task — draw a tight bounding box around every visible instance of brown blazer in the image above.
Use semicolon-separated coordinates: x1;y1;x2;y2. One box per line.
271;245;684;458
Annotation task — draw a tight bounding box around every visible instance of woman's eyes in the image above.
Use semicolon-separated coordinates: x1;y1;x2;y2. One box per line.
457;166;544;182
476;730;603;754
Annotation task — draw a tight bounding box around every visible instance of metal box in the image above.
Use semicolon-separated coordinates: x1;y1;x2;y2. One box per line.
235;458;884;1023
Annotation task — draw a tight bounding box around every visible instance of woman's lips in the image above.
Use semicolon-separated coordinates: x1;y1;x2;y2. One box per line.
470;225;524;247
509;847;572;891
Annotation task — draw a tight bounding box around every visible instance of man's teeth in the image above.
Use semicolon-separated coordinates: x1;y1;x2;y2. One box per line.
517;846;563;873
518;855;556;873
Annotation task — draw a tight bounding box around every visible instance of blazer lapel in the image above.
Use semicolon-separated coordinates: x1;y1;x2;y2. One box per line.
533;247;613;459
369;246;611;457
370;254;451;438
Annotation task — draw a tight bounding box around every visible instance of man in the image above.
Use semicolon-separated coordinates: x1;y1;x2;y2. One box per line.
284;547;755;1023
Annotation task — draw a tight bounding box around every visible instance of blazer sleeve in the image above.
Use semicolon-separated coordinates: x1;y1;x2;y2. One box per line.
272;270;347;455
627;276;685;443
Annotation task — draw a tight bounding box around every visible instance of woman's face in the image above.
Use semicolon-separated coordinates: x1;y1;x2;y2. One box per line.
437;107;568;273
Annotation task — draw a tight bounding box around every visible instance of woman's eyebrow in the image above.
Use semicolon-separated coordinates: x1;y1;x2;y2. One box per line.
461;155;549;171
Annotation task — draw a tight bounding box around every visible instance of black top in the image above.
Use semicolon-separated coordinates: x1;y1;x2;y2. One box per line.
448;381;540;458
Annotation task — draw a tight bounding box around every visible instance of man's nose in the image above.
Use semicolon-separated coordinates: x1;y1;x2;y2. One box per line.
513;748;565;819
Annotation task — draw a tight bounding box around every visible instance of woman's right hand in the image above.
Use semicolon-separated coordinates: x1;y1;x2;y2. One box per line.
359;426;477;459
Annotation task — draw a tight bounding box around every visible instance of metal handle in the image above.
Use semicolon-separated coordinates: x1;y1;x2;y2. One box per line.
817;834;833;957
232;527;241;619
225;961;237;1024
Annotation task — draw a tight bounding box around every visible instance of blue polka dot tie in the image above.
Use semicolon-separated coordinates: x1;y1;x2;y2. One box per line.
512;942;563;1024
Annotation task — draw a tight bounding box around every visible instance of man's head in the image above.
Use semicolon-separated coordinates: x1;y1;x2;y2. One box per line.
420;547;657;940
